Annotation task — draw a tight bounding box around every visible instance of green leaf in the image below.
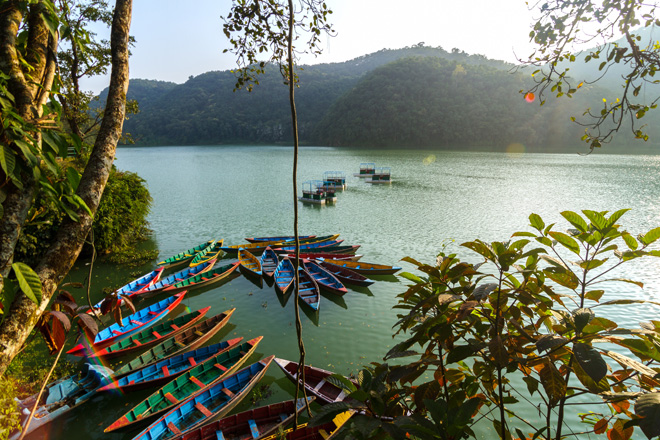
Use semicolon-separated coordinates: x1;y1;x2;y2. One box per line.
0;144;16;175
539;361;566;406
65;167;81;190
578;258;606;270
639;227;660;246
634;393;660;438
544;266;580;289
561;211;588;232
325;374;357;393
572;308;594;333
602;350;656;377
529;213;545;232
573;342;607;382
399;272;423;283
621;232;638;250
606;208;629;227
461;240;495;260
12;262;42;305
446;344;476;364
582;210;607;230
593;279;643;289
548;231;580;255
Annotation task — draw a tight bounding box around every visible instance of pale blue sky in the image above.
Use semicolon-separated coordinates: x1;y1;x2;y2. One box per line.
81;0;537;94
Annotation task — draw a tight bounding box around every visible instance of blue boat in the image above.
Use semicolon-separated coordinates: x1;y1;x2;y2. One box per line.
10;363;114;439
67;292;187;357
302;260;348;296
274;258;295;294
88;267;165;314
131;356;274;440
137;261;215;299
245;234;316;243
98;337;260;393
297;268;320;311
273;239;344;253
259;246;279;279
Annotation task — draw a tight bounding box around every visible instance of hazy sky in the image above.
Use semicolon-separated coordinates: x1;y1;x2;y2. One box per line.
81;0;538;94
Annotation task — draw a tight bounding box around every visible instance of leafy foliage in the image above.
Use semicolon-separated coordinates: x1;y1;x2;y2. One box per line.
316;210;660;439
524;0;660;149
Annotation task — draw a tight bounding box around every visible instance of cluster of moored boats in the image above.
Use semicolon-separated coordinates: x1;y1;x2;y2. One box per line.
12;234;401;439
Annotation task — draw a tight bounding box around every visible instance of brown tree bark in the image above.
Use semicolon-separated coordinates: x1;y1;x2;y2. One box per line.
0;0;133;377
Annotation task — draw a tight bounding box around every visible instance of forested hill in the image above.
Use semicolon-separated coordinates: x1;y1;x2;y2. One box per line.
112;46;659;151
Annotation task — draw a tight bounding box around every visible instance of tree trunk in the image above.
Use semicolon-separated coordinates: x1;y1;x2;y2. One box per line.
0;0;133;377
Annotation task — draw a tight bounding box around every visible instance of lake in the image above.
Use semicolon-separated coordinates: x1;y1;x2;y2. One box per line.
50;146;660;439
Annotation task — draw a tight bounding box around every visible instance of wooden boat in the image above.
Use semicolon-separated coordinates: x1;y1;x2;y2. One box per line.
137;261;215;299
158;240;215;270
220;239;285;256
163;262;240;294
274;258;295;295
259;411;354;440
87;267;165;314
302;260;347;296
259;246;279;279
297;268;320;311
10;363;115;440
273;239;344;254
189;240;224;267
178;397;314;440
105;338;263;432
319;259;402;276
112;309;236;378
89;307;211;359
274;358;358;405
67;292;187;357
353;162;375;178
318;261;374;287
238;247;262;277
99;337;256;393
285;252;362;262
129;356;274;440
245;235;316;243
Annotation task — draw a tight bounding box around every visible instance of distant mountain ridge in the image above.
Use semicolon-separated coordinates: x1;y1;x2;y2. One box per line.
105;45;659;152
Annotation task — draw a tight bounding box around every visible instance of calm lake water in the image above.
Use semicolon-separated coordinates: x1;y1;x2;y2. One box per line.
45;146;660;439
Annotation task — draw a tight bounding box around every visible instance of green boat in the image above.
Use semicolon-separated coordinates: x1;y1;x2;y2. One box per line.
157;240;215;269
189;240;225;267
163;262;240;294
89;307;211;360
111;309;236;378
104;337;263;433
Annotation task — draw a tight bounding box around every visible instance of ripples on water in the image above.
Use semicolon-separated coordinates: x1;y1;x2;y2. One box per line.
58;147;660;439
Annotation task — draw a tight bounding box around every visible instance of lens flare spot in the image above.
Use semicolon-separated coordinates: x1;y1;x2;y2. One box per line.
423;154;436;166
524;92;535;103
506;143;526;158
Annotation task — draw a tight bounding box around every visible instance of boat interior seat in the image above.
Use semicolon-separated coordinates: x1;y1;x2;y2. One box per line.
215;430;225;440
248;419;259;438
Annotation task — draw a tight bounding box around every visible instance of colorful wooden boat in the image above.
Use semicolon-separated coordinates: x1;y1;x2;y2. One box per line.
112;309;236;379
317;261;375;287
274;258;295;295
297;268;320;311
245;235;316;243
67;292;187;357
302;260;347;296
239;247;262;277
285;252;362;262
163;262;240;294
87;267;165;314
158;240;215;269
10;363;115;440
178;397;314;440
274;358;358;405
99;337;255;393
273;240;344;254
129;356;274;440
90;307;211;359
189;240;225;267
319;259;402;276
259;411;354;440
105;338;263;432
137;261;215;299
220;239;285;256
259;246;279;279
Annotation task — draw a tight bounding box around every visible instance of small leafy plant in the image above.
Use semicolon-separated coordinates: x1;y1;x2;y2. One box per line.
316;210;660;439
